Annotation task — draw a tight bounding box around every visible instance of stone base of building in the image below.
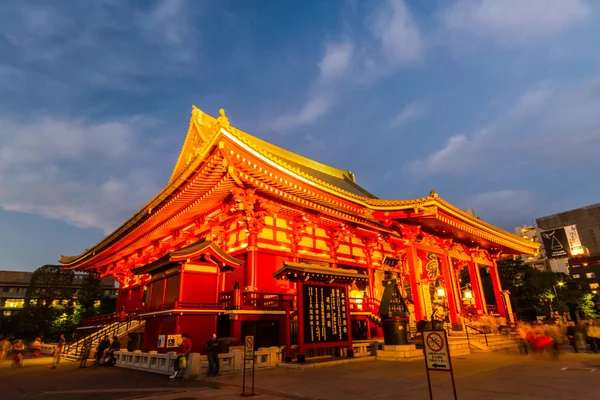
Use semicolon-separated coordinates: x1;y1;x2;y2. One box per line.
376;344;423;361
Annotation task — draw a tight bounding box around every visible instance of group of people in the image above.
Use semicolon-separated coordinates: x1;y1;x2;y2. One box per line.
169;333;221;379
516;319;600;356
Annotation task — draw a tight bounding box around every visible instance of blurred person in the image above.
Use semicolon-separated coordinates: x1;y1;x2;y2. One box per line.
31;337;42;357
95;335;110;365
566;322;578;353
0;337;10;365
206;333;220;377
170;333;192;379
51;333;65;369
586;321;600;353
107;336;121;366
12;340;25;368
79;337;92;368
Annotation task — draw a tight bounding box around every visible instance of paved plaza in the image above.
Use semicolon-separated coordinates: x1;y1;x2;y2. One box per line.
1;351;600;400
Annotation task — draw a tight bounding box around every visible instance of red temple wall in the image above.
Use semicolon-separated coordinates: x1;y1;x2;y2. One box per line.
256;251;293;293
177;315;217;354
142;317;161;351
180;273;218;304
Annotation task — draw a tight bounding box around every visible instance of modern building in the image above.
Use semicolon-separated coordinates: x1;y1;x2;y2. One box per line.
537;204;600;255
513;225;547;270
0;270;116;316
536;204;600;289
59;107;538;358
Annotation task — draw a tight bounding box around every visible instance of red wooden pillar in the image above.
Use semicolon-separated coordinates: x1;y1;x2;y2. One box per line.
245;233;258;291
467;261;485;314
345;284;353;356
367;267;375;299
296;281;305;362
490;261;506;317
406;243;423;321
440;254;459;324
178;264;184;307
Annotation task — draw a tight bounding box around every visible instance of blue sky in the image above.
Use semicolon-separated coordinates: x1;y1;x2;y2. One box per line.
1;0;600;271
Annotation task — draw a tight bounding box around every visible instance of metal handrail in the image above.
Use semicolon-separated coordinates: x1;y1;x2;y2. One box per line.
67;312;141;356
465;324;488;347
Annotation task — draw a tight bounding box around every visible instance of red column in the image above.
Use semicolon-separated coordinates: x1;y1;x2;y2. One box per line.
467;261;484;314
297;281;305;363
489;261;506;317
440;254;459;324
406;243;423;321
245;233;258;291
345;284;353;356
178;264;184;307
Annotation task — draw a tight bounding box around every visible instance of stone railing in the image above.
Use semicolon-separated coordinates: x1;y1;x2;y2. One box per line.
41;344;57;355
113;346;282;378
340;340;383;357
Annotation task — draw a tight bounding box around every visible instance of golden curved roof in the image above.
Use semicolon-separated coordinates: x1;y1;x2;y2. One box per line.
60;106;538;267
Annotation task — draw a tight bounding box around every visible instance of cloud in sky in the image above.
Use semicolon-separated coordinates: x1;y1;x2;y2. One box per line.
388;102;427;129
369;0;424;66
0;114;168;233
271;0;425;132
318;41;354;82
441;0;590;43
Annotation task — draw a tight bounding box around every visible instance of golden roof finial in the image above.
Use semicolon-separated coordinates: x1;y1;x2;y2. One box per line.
429;189;439;198
191;105;201;119
217;108;230;129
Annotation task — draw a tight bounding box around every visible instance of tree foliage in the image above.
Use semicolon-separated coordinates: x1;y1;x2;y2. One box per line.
496;257;598;321
19;265;75;339
77;272;103;318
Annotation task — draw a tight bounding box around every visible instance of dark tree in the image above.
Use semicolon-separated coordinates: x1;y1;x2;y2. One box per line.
19;265;75;338
77;272;103;318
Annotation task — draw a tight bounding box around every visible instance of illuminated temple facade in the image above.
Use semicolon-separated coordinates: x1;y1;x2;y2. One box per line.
60;107;539;353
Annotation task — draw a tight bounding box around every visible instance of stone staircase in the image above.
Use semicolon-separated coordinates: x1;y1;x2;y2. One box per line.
63;318;145;361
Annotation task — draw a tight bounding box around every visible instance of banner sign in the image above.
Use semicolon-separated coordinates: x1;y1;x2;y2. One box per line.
564;225;584;255
541;225;583;258
157;335;165;348
541;228;570;258
303;284;348;344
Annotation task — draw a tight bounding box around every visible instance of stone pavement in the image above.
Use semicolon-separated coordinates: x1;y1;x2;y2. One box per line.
2;350;600;399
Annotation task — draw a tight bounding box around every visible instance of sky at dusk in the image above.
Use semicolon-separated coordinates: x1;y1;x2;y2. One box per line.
1;0;600;271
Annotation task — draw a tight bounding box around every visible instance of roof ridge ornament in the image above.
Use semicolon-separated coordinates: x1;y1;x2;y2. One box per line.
217;108;230;129
429;189;439;198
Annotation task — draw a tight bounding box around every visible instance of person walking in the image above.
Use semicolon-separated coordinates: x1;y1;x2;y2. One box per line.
0;337;10;365
12;340;25;368
206;333;220;377
31;337;42;357
95;335;110;365
170;333;192;379
51;333;65;369
79;337;92;368
566;322;578;353
587;321;600;353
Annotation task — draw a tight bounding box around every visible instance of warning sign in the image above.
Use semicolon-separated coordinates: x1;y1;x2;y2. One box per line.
244;335;255;360
423;330;451;371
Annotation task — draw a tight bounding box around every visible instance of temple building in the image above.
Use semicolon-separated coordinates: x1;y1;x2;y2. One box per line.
60;107;539;357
